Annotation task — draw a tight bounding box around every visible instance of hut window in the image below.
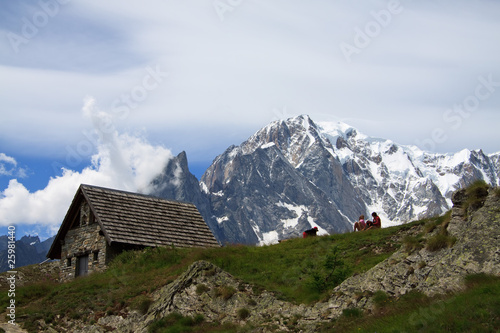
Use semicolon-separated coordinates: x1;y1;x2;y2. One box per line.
67;258;72;267
93;251;99;261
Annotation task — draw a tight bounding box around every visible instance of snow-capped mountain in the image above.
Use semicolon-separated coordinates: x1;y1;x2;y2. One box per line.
200;115;365;245
319;119;500;225
150;115;500;245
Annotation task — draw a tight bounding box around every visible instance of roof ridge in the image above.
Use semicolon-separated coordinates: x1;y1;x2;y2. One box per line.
79;184;194;206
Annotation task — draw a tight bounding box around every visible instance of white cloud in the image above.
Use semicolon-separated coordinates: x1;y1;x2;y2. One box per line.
0;153;16;165
0;153;28;178
0;153;17;176
0;97;172;229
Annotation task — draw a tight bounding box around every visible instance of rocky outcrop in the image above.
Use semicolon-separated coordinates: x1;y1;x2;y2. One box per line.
313;186;500;319
72;261;323;333
143;260;319;332
57;188;500;332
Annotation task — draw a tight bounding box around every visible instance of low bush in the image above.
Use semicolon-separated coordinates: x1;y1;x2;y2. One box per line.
402;235;423;253
372;290;389;308
247;299;257;306
464;273;499;288
130;294;153;315
215;286;236;300
426;233;456;252
237;307;250;320
196;284;210;295
342;307;363;318
464;180;490;213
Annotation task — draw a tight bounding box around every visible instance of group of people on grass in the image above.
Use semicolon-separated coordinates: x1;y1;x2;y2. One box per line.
302;212;381;238
353;212;381;232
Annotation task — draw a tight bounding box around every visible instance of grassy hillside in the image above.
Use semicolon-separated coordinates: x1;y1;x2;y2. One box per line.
1;213;498;332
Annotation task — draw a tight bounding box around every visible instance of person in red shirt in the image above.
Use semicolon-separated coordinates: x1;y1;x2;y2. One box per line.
303;226;318;238
367;212;381;230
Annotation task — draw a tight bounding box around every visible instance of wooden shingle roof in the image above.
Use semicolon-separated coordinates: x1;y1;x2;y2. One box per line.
47;184;219;259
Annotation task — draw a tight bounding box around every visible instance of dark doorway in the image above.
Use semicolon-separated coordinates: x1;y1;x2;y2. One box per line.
76;255;89;277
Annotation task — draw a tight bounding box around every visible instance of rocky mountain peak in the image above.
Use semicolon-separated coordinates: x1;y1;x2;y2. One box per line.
238;114;332;168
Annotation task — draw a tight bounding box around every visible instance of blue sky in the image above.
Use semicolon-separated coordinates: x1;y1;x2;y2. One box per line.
1;0;500;240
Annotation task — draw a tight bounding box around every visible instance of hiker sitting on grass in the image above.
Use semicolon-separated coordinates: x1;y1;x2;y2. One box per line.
303;226;318;238
353;215;366;232
366;212;381;230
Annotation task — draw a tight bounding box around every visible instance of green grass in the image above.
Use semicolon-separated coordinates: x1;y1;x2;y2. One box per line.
402;235;424;253
0;220;415;332
422;210;456;252
322;273;500;333
2;211;495;332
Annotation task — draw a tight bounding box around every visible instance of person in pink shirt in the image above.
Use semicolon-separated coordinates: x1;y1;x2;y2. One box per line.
353;215;366;232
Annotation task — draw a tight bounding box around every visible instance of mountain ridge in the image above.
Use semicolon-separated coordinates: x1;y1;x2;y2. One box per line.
150;115;500;245
0;235;55;272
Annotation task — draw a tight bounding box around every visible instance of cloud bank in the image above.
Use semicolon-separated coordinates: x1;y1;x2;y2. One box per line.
1;1;500;163
0;97;172;235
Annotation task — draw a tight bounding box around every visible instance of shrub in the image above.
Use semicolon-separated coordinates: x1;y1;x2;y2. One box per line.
426;233;456;252
402;235;423;253
464;180;490;212
148;312;204;333
130;294;153;314
342;307;363;318
204;267;217;277
306;246;350;293
372;290;389;307
196;284;210;295
44;312;55;324
193;314;204;325
111;250;137;266
247;299;257;306
215;286;236;300
237;307;250;320
424;222;437;234
464;273;499;288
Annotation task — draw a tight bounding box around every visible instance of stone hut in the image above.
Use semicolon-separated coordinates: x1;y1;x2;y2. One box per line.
47;184;220;282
